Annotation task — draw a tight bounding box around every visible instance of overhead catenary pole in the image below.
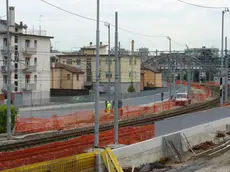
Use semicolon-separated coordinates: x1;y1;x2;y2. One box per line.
6;0;11;140
186;45;191;97
94;0;100;148
114;11;119;144
118;42;121;100
105;22;111;102
220;8;229;106
225;37;228;102
173;51;176;97
168;37;172;99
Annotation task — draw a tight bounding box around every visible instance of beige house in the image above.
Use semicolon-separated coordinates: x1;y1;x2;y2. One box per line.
141;65;162;90
50;63;84;89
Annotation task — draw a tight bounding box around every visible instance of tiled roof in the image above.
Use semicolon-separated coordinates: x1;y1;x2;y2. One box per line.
0;19;26;28
51;63;84;74
81;45;107;49
141;65;161;73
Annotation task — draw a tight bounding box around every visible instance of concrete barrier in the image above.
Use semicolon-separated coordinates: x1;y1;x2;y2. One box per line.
113;112;230;168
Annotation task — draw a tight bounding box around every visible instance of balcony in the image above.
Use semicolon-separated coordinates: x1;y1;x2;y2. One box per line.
23;65;37;73
1;65;14;73
23;47;37;56
1;84;14;92
22;83;36;91
1;46;14;56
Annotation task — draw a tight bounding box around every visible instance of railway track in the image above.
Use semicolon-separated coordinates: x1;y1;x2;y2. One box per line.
0;87;219;152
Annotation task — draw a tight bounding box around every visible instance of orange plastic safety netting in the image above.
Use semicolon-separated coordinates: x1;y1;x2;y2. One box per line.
16;100;173;133
16;82;211;133
0;125;154;170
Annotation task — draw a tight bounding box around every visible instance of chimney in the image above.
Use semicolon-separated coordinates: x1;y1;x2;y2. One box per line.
90;42;92;46
20;21;23;26
131;40;134;55
9;6;15;32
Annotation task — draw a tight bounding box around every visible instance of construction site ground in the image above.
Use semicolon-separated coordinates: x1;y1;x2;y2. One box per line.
126;134;230;172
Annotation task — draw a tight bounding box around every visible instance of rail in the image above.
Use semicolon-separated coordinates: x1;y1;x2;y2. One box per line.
0;88;218;153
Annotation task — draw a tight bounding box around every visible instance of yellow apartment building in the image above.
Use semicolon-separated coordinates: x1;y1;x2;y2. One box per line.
56;43;141;93
50;63;84;89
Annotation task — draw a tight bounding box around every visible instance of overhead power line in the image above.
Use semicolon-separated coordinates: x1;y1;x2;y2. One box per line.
175;0;226;9
40;0;185;46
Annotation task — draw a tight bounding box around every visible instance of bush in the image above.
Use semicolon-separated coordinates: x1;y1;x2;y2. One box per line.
0;105;18;133
128;85;135;93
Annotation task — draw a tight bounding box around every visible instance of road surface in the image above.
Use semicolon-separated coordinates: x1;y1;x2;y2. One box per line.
19;86;187;118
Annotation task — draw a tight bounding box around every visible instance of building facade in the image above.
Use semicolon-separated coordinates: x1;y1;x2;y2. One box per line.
0;7;53;106
56;43;141;93
50;63;84;89
141;65;162;90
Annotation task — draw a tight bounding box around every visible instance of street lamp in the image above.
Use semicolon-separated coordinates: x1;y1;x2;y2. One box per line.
104;22;111;102
220;7;229;106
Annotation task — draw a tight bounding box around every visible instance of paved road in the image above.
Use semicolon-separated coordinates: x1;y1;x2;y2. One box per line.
19;86;187;118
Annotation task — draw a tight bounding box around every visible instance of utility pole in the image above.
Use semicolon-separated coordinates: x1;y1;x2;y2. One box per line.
105;22;111;102
94;0;100;148
6;0;11;140
225;37;228;102
167;37;172;99
114;11;119;144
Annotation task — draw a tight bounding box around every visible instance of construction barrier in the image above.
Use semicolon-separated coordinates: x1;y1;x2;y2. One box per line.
16;82;211;133
1;151;98;172
0;125;154;170
101;148;124;172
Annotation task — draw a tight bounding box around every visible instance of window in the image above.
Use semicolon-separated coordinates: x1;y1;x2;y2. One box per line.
3;56;7;65
34;57;37;65
14;87;18;92
67;74;70;80
25;57;30;66
76;74;79;81
14;74;18;79
134;58;137;65
25;76;30;83
129;72;131;78
129;57;132;65
25;40;30;47
34;75;37;83
34;40;37;48
66;59;72;65
14;36;18;44
3;38;7;47
3;76;7;84
14;45;18;51
14;63;18;69
14;81;18;87
15;28;18;32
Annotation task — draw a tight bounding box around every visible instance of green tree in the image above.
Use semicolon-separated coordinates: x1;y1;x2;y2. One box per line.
128;85;135;93
0;105;18;133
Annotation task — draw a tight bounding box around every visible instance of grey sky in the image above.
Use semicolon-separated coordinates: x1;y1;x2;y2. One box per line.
1;0;230;52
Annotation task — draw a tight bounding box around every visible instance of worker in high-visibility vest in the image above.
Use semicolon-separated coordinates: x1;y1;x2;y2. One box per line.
106;101;112;115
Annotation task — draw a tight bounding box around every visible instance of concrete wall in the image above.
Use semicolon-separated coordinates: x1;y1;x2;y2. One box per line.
113;113;230;168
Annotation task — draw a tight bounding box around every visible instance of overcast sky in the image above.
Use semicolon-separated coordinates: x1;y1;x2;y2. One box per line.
1;0;230;52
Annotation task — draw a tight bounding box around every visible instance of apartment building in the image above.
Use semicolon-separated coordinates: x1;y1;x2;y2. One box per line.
56;43;141;93
0;7;53;105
